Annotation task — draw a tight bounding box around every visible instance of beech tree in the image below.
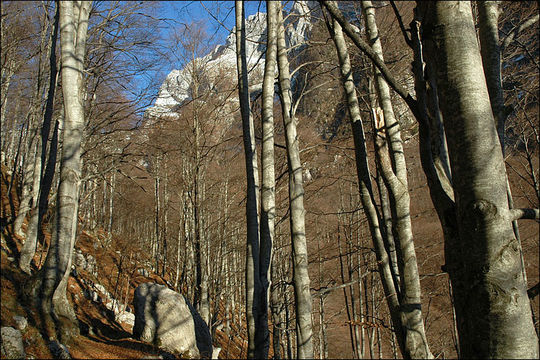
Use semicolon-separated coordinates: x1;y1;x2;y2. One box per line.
275;2;314;358
323;0;539;357
23;0;92;342
257;0;279;357
419;2;538;358
3;1;536;358
235;1;263;357
19;1;60;274
323;1;431;357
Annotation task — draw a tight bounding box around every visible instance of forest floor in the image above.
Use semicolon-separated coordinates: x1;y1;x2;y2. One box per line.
0;239;176;359
0;164;245;359
1;141;538;359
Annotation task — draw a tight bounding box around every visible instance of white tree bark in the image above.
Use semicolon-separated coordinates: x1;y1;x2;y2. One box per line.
256;1;279;357
275;3;313;358
25;0;92;342
424;2;539;358
361;2;432;358
235;1;262;358
324;11;405;357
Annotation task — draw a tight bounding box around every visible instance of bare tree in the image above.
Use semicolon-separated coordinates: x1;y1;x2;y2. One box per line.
235;1;263;358
322;3;429;357
275;2;313;358
361;1;431;357
255;0;279;358
419;2;538;357
19;1;60;273
23;0;92;343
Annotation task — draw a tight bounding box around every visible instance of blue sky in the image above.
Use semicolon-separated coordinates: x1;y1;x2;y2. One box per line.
158;1;266;48
129;1;267;111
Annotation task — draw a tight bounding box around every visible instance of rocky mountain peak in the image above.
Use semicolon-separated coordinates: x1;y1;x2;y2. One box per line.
148;1;317;117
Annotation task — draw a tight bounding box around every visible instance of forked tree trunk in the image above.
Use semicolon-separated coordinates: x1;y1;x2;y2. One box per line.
256;1;279;358
235;1;263;358
423;2;538;358
324;8;405;357
361;2;432;357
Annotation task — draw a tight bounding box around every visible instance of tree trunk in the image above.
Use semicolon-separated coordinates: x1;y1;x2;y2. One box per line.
235;1;262;357
32;1;61;270
477;2;531;310
324;8;406;356
478;1;505;147
154;159;160;273
107;171;115;234
18;141;42;273
423;2;538;357
13;140;37;237
275;3;313;358
24;0;92;343
270;257;283;360
256;1;278;357
361;2;432;357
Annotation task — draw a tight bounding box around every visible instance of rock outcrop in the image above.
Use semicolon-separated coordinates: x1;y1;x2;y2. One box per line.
147;1;317;119
12;315;27;331
133;283;212;358
72;248;97;276
1;326;26;359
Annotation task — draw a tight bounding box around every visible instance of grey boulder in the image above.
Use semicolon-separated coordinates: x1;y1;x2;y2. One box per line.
133;283;212;358
1;326;26;359
13;316;27;331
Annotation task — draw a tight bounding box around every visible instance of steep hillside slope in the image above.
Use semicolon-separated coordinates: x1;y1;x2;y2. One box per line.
1;164;247;359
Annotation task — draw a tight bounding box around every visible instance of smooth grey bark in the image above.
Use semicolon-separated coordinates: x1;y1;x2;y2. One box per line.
275;3;313;358
19;4;61;273
423;2;538;358
477;0;532;314
478;1;506;147
235;2;262;358
11;7;53;236
256;1;279;358
18;142;42;273
13;142;37;237
0;60;15;133
4;100;21;165
375;163;400;290
361;1;432;358
37;0;61;241
107;171;115;234
154;163;160;272
410;9;464;332
24;0;91;342
324;10;406;357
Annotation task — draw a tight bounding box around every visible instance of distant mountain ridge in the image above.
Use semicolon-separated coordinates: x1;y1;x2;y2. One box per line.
148;1;317;117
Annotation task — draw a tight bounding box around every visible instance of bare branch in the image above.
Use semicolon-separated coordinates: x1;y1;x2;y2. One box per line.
389;0;412;47
509;208;540;221
320;0;420;119
501;14;539;51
